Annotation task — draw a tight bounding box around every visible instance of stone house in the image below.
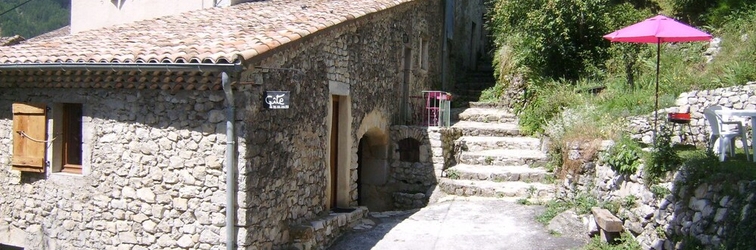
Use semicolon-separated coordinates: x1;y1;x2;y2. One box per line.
0;0;484;249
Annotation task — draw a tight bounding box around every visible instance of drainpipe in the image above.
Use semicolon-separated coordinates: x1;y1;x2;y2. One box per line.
221;71;237;250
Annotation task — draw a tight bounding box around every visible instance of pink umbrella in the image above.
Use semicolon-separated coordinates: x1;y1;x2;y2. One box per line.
604;15;712;142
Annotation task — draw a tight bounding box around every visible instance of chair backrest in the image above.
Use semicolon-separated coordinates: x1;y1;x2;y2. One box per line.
703;106;725;135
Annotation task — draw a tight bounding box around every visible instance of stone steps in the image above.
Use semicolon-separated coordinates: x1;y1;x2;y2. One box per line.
456;108;516;123
436;98;556;201
451;121;521;137
457;149;547;166
438;179;554;199
446;164;550;183
456;136;541;152
469;102;505;109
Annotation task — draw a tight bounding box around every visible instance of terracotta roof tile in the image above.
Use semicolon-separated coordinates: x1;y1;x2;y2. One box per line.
0;0;413;65
23;26;70;43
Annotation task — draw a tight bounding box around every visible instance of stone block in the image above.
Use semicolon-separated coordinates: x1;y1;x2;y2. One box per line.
591;207;623;232
290;224;314;242
177;234;195;248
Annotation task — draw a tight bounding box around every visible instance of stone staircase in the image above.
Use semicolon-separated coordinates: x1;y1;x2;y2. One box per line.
438;103;555;201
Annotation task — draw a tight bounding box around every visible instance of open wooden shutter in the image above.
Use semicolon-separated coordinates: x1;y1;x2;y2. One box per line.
12;103;47;173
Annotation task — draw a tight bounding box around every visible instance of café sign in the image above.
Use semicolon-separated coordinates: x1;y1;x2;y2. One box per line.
265;91;290;109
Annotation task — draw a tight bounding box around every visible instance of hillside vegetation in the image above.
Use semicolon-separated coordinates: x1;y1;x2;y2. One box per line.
486;0;756;138
0;0;69;38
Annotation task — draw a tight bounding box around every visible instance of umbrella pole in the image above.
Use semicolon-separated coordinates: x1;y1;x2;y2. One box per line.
654;40;660;146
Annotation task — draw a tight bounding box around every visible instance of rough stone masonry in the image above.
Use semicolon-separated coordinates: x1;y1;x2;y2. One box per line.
0;0;445;249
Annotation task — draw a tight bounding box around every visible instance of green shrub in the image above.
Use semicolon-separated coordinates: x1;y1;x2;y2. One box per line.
678;147;756;188
536;199;571;225
650;184;671;199
479;83;505;103
489;0;619;80
644;125;682;184
516;79;587;135
605;135;643;175
583;232;642;249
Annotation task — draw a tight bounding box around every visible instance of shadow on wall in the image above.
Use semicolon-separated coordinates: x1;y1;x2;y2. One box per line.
357;126;441;212
657;163;756;249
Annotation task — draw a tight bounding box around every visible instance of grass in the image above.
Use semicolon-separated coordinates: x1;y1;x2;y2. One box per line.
446;169;460;180
677;147;756;188
535;192;602;225
582;232;642;250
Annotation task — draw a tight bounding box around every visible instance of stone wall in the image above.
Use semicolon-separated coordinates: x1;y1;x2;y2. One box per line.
560;142;756;249
388;126;441;210
236;0;442;248
628;83;756;145
0;87;244;249
450;0;487;70
385;125;463;209
390;126;444;209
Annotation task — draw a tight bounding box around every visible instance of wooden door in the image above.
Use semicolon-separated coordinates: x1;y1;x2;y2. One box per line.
330;96;339;209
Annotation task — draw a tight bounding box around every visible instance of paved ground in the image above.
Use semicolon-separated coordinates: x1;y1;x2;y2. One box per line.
328;197;588;250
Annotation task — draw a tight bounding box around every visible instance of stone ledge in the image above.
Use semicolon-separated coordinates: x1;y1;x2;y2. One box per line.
289;206;368;250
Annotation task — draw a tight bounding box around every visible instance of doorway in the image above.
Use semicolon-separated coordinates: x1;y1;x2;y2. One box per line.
357;129;390;211
469;22;478;70
330;96;340;210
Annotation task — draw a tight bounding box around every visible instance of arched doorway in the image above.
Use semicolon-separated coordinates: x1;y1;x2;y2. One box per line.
357;128;389;211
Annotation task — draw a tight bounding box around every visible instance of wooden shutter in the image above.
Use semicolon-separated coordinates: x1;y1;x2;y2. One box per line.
12;103;47;173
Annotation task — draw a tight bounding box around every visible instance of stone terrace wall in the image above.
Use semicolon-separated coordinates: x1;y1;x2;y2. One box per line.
560;143;756;249
388;126;440;210
629;83;756;145
0;87;244;249
236;0;442;248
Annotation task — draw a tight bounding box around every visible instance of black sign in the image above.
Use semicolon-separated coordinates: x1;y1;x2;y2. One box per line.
264;91;290;109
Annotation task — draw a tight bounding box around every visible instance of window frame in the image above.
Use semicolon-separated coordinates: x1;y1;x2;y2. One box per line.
419;37;429;71
48;103;86;175
60;103;83;174
11;102;88;176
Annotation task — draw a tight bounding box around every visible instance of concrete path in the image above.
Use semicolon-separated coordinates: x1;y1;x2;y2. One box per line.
328;197;587;250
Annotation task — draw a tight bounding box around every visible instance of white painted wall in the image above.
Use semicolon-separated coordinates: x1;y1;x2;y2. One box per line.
71;0;228;33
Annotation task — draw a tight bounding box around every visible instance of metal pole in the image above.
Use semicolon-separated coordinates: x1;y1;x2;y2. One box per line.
654;39;660;146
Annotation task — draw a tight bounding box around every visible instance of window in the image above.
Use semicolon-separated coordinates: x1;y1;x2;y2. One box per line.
60;104;83;174
11;102;84;175
398;138;420;162
419;38;429;70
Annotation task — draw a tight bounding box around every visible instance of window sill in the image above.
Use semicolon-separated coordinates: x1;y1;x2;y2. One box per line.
62;164;83;174
48;172;87;187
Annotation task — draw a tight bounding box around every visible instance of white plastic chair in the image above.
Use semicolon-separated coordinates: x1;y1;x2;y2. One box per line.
703;106;750;162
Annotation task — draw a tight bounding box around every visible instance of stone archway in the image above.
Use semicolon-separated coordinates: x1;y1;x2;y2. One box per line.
357;128;390;211
354;110;391;211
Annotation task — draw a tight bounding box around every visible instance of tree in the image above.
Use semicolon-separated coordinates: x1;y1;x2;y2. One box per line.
0;0;70;38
